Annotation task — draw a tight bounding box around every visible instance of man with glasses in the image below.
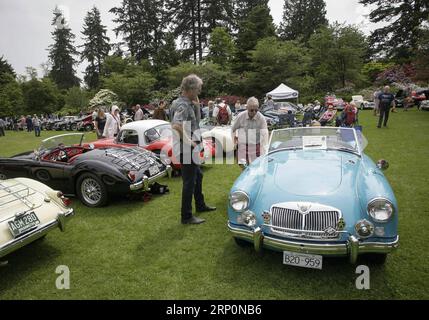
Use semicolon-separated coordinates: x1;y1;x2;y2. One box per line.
231;97;269;168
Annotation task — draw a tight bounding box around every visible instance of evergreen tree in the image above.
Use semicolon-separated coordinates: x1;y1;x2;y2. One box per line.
80;6;111;90
232;0;269;27
279;0;328;42
201;0;235;35
0;56;15;80
0;57;23;116
48;7;80;89
110;0;166;63
166;0;201;63
152;32;181;89
208;27;236;66
359;0;429;61
414;22;429;82
234;4;276;72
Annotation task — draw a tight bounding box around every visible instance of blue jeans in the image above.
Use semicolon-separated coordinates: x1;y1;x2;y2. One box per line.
34;126;41;136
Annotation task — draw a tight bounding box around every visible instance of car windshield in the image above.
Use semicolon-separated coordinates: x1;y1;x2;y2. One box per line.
156;124;173;139
269;127;366;156
38;133;84;153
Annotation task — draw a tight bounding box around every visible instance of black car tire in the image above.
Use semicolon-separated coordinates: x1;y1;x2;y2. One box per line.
0;172;7;180
71;124;77;131
60;125;66;131
234;237;252;247
85;124;93;132
76;173;108;207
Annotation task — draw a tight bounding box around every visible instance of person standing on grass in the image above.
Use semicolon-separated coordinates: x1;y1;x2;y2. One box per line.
171;74;216;225
377;86;396;128
94;108;107;139
153;100;168;121
134;104;144;121
103;105;121;138
373;88;381;116
0;118;6;137
213;101;232;126
32;115;41;137
26;115;32;132
231;97;269;168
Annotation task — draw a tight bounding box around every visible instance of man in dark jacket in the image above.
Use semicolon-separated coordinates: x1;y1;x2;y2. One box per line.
377;86;396;128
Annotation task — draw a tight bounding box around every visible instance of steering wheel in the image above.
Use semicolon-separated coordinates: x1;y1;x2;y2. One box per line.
57;150;69;162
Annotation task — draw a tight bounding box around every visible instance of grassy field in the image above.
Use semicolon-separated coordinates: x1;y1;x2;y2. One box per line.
0;110;428;299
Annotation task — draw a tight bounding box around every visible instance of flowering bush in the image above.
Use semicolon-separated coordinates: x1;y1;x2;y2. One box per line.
201;95;247;106
88;89;120;110
376;64;416;86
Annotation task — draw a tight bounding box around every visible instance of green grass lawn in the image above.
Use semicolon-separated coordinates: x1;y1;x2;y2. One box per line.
0;110;428;299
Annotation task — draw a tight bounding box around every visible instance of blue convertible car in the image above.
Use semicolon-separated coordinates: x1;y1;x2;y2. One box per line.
228;127;399;269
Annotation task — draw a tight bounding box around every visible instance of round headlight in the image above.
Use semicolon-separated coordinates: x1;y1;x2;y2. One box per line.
367;198;394;222
230;191;249;212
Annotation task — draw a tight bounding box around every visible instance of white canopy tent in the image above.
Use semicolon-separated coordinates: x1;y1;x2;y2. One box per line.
267;83;299;101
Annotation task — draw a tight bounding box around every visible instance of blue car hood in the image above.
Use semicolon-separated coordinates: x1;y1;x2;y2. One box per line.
255;150;361;203
273;155;343;196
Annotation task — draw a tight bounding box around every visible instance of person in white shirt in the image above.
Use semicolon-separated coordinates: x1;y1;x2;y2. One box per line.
231;97;269;167
92;108;98;121
103;105;121;138
134;104;144;121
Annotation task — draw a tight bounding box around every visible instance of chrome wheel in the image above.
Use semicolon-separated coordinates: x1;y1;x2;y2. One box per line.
80;178;102;205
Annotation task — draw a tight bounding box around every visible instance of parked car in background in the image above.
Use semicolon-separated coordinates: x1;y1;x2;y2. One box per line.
325;94;345;110
66;115;91;131
0;133;172;207
412;90;428;108
53;116;78;131
352;95;374;110
0;177;74;259
45;119;62;131
77;114;94;132
419;100;429;111
121;109;135;125
395;89;408;108
88;120;215;171
228;127;398;268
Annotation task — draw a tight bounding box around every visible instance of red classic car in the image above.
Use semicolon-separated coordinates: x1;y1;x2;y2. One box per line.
86;120;215;171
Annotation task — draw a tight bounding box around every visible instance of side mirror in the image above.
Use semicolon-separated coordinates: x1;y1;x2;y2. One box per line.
377;159;389;171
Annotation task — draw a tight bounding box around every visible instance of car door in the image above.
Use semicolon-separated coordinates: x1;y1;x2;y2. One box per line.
30;157;66;191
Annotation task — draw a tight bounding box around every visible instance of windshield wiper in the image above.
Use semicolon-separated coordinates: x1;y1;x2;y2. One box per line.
327;147;360;156
304;144;323;148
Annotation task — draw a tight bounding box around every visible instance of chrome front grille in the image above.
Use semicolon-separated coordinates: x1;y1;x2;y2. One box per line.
270;204;341;240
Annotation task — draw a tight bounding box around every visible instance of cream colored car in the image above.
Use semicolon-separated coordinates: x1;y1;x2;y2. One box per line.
0;177;74;259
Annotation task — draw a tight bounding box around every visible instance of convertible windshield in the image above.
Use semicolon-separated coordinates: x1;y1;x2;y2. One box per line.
269;127;365;155
39;133;84;153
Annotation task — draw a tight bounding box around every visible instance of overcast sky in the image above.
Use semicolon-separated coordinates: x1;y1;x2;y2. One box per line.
0;0;380;80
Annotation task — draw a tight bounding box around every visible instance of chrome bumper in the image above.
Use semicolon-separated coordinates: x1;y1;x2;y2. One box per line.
0;209;74;259
228;222;399;264
130;165;173;192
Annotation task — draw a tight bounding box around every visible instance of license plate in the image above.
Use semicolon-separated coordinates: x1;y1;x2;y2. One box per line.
149;166;160;176
8;212;40;238
283;251;323;270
